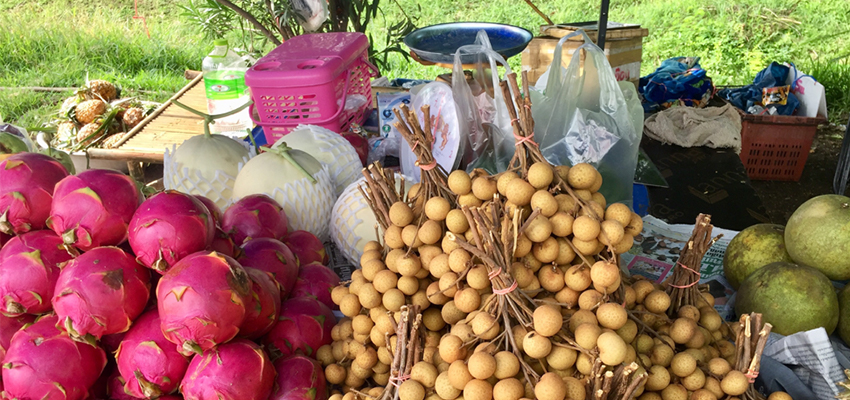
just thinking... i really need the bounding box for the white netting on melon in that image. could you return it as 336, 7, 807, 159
163, 143, 256, 210
259, 164, 335, 241
274, 124, 363, 197
330, 177, 377, 265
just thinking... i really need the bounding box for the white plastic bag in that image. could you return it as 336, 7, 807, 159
290, 0, 328, 32
531, 30, 641, 205
451, 30, 514, 174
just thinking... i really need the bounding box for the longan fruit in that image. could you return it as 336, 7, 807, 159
472, 177, 498, 201
491, 351, 520, 379
651, 344, 674, 367
422, 308, 446, 332
568, 309, 598, 332
316, 344, 335, 366
700, 310, 723, 332
575, 353, 593, 375
579, 201, 605, 220
599, 220, 625, 246
382, 288, 405, 311
563, 377, 585, 400
530, 190, 558, 218
533, 237, 560, 264
523, 331, 552, 359
448, 170, 472, 195
604, 203, 632, 227
385, 225, 405, 249
425, 197, 451, 221
567, 163, 596, 189
623, 285, 637, 308
590, 261, 620, 288
446, 209, 470, 234
708, 357, 732, 376
554, 238, 576, 266
493, 378, 524, 400
613, 233, 635, 254
632, 280, 655, 303
554, 194, 578, 215
458, 192, 483, 207
418, 220, 443, 245
435, 371, 461, 400
690, 389, 718, 400
670, 352, 697, 377
448, 248, 471, 273
471, 312, 500, 340
546, 345, 577, 370
402, 224, 423, 248
644, 290, 671, 314
455, 287, 482, 313
397, 254, 421, 277
439, 335, 464, 364
506, 178, 535, 206
564, 265, 592, 291
549, 212, 574, 238
538, 265, 565, 292
571, 237, 599, 256
660, 384, 687, 400
645, 365, 671, 392
525, 214, 553, 243
372, 269, 399, 294
678, 305, 701, 321
591, 192, 607, 208
597, 331, 627, 366
701, 292, 716, 307
390, 202, 414, 227
360, 249, 382, 265
325, 363, 347, 384
352, 314, 374, 335
468, 352, 496, 380
356, 347, 379, 369
466, 265, 490, 290
578, 289, 603, 310
625, 212, 643, 236
339, 294, 362, 317
767, 392, 792, 400
682, 368, 706, 391
616, 319, 638, 344
398, 276, 420, 296
589, 169, 603, 192
331, 286, 350, 306
399, 379, 425, 400
533, 304, 563, 337
497, 172, 519, 196
572, 215, 601, 241
463, 379, 493, 400
721, 370, 749, 396
534, 372, 566, 400
704, 377, 724, 399
670, 317, 698, 345
573, 189, 592, 202
686, 328, 708, 349
574, 323, 602, 350
597, 303, 628, 330
514, 234, 532, 257
528, 162, 555, 189
441, 300, 467, 325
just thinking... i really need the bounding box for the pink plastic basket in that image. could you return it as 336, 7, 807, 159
245, 32, 378, 143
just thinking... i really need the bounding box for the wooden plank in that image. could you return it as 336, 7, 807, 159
521, 36, 644, 86
541, 25, 648, 40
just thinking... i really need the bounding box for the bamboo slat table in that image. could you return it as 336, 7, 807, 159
86, 73, 208, 180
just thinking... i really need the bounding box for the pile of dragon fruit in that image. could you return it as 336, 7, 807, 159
0, 153, 339, 400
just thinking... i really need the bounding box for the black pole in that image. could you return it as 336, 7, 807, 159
597, 0, 610, 49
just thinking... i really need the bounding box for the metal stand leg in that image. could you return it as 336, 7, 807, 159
833, 116, 850, 195
597, 0, 610, 49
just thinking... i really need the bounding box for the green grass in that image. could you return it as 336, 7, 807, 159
1, 0, 848, 126
0, 0, 206, 126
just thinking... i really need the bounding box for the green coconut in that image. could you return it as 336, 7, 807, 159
735, 261, 838, 336
785, 194, 850, 280
723, 224, 793, 289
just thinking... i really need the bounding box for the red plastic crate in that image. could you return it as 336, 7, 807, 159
735, 108, 826, 181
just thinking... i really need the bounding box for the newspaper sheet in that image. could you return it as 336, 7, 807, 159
619, 215, 740, 320
762, 328, 848, 399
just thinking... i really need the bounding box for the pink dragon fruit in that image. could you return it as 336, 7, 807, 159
222, 194, 288, 245
107, 368, 139, 400
101, 331, 126, 354
269, 354, 327, 400
0, 313, 34, 363
238, 268, 281, 340
0, 232, 10, 248
209, 227, 240, 259
128, 191, 215, 273
47, 169, 142, 251
284, 230, 328, 265
192, 195, 222, 225
0, 230, 75, 316
262, 296, 335, 359
0, 152, 69, 235
290, 262, 340, 310
2, 314, 106, 400
179, 339, 275, 400
156, 251, 250, 356
238, 238, 299, 298
52, 246, 151, 343
116, 310, 189, 399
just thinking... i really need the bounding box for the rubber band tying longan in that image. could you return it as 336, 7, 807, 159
488, 267, 502, 280
745, 368, 759, 383
388, 373, 411, 387
669, 262, 701, 288
514, 132, 538, 147
494, 280, 518, 295
418, 160, 437, 171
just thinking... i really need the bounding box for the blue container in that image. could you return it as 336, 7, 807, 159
632, 183, 650, 216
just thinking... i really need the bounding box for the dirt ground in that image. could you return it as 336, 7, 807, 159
750, 122, 848, 224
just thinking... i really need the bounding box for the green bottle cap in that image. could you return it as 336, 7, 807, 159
214, 39, 228, 46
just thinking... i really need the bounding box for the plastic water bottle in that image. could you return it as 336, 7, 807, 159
203, 39, 252, 136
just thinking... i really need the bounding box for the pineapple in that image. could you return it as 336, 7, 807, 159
101, 132, 126, 149
76, 123, 103, 148
86, 79, 117, 102
60, 96, 82, 115
122, 107, 145, 129
55, 121, 79, 145
74, 100, 106, 124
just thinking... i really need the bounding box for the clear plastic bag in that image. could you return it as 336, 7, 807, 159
290, 0, 329, 32
402, 81, 461, 182
451, 31, 514, 174
530, 30, 641, 205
